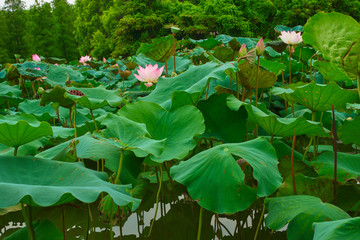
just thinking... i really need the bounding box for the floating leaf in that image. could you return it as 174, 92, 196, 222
19, 99, 56, 121
171, 138, 282, 214
237, 61, 277, 90
40, 85, 74, 109
313, 217, 360, 240
0, 156, 140, 210
118, 101, 205, 162
190, 37, 221, 50
45, 65, 85, 87
265, 195, 350, 240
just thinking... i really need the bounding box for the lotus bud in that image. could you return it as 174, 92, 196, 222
119, 70, 132, 79
103, 57, 107, 63
239, 43, 247, 58
255, 38, 265, 56
38, 87, 44, 94
32, 54, 41, 62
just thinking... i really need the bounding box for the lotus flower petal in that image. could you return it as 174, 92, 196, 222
279, 31, 303, 45
32, 54, 41, 62
135, 64, 164, 86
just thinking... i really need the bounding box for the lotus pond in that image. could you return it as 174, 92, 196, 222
0, 11, 360, 240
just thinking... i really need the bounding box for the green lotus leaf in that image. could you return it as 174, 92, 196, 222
0, 82, 21, 98
141, 61, 235, 109
45, 65, 86, 87
274, 25, 303, 33
228, 38, 241, 51
44, 57, 67, 64
0, 139, 46, 157
216, 35, 257, 49
40, 85, 74, 108
101, 113, 165, 158
137, 34, 176, 62
227, 95, 330, 138
271, 81, 359, 112
342, 38, 360, 80
65, 85, 122, 110
0, 69, 6, 79
337, 183, 360, 212
0, 114, 53, 148
265, 195, 351, 240
313, 217, 360, 240
51, 126, 75, 139
347, 103, 360, 110
266, 41, 287, 53
190, 37, 221, 50
314, 61, 352, 82
171, 138, 282, 214
134, 53, 191, 74
277, 174, 334, 203
212, 46, 234, 62
118, 101, 205, 162
197, 94, 248, 143
236, 61, 277, 90
4, 219, 63, 240
0, 156, 140, 210
75, 133, 143, 185
312, 151, 360, 182
259, 58, 285, 76
292, 47, 316, 64
19, 99, 57, 121
302, 12, 360, 63
338, 116, 360, 146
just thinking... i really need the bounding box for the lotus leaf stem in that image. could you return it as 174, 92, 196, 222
332, 105, 338, 205
255, 56, 260, 107
165, 61, 168, 77
21, 203, 36, 240
14, 146, 18, 156
109, 200, 114, 240
90, 109, 98, 131
114, 149, 124, 184
254, 204, 266, 240
291, 129, 297, 195
197, 207, 203, 240
148, 165, 163, 238
288, 47, 292, 84
173, 33, 176, 73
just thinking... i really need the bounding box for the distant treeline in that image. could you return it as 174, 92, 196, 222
1, 0, 359, 63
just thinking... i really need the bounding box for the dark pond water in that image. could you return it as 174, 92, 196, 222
0, 197, 287, 240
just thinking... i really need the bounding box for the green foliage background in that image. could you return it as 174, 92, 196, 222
0, 0, 359, 63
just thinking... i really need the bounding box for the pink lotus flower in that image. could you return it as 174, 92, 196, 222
279, 31, 302, 45
103, 57, 107, 63
79, 55, 92, 65
134, 64, 164, 87
32, 54, 41, 62
255, 38, 265, 56
34, 67, 41, 70
54, 63, 59, 66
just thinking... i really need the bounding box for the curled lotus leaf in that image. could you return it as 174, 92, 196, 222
0, 156, 141, 210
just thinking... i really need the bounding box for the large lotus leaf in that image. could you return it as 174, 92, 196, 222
118, 101, 205, 162
101, 113, 165, 158
137, 34, 176, 62
171, 138, 282, 214
197, 94, 248, 143
45, 65, 86, 87
0, 156, 140, 210
313, 217, 360, 240
259, 58, 285, 76
0, 69, 6, 79
265, 195, 350, 240
190, 37, 221, 50
212, 46, 234, 62
4, 219, 63, 240
19, 99, 57, 121
0, 81, 21, 98
216, 35, 257, 49
266, 41, 287, 54
75, 133, 143, 185
277, 174, 334, 202
275, 25, 303, 33
314, 61, 352, 82
342, 38, 360, 80
141, 61, 235, 109
0, 114, 53, 148
312, 151, 360, 182
292, 47, 316, 64
303, 12, 360, 63
227, 95, 330, 138
271, 81, 359, 112
134, 53, 191, 74
65, 85, 122, 110
237, 60, 277, 90
338, 116, 360, 146
51, 126, 75, 139
40, 85, 74, 108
